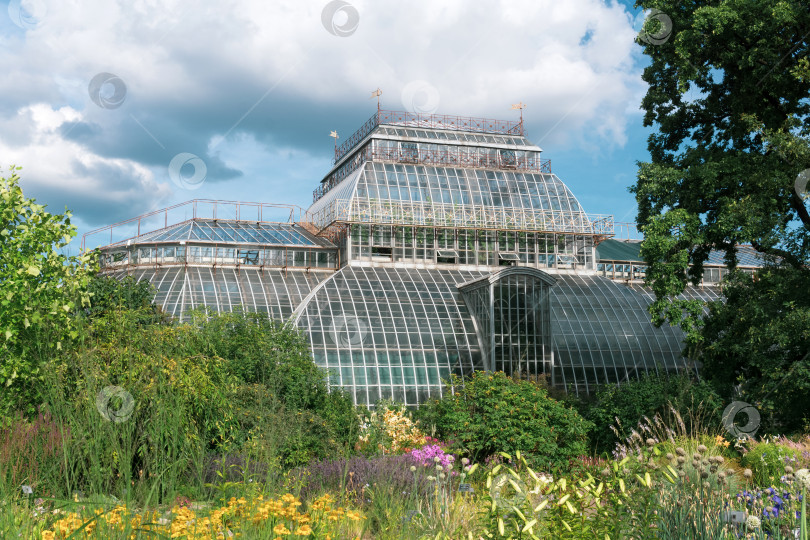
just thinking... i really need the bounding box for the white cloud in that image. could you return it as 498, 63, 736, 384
0, 104, 171, 222
0, 0, 645, 225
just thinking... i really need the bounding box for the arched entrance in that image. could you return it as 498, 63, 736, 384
457, 267, 555, 380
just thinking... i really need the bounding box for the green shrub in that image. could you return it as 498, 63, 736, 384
178, 308, 359, 451
741, 441, 801, 485
580, 372, 724, 454
228, 383, 353, 468
82, 274, 165, 324
26, 303, 360, 504
42, 310, 237, 502
419, 371, 592, 472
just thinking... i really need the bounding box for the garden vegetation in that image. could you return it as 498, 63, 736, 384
2, 0, 810, 535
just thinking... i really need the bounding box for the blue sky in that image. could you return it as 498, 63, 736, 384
0, 0, 654, 248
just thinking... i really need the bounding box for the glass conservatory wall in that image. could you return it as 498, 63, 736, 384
293, 266, 485, 407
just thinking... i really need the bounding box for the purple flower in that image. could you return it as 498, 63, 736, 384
409, 444, 453, 469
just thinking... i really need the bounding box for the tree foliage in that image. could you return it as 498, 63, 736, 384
632, 1, 810, 423
632, 0, 810, 341
0, 168, 94, 411
700, 267, 810, 432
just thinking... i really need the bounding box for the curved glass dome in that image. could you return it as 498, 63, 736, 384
306, 162, 601, 234
356, 163, 585, 212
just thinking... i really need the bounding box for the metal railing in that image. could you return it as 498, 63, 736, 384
335, 109, 525, 163
307, 197, 614, 236
612, 222, 644, 241
82, 200, 304, 250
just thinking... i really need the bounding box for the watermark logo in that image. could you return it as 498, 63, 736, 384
8, 0, 46, 29
96, 386, 135, 423
489, 472, 528, 510
88, 73, 127, 110
722, 401, 760, 439
795, 169, 810, 200
321, 0, 359, 37
636, 9, 673, 46
328, 314, 368, 347
168, 153, 207, 190
401, 81, 441, 115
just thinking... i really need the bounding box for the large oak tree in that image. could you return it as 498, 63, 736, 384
632, 0, 810, 431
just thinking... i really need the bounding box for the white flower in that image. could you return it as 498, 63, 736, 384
745, 515, 760, 529
795, 469, 810, 490
461, 458, 470, 466
409, 466, 417, 472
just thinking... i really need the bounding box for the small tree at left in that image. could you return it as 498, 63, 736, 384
0, 167, 95, 413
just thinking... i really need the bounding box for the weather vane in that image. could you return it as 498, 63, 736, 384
330, 130, 339, 160
370, 88, 382, 112
511, 102, 526, 134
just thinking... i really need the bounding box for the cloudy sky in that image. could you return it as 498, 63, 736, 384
0, 0, 655, 248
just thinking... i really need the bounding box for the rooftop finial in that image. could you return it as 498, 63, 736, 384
511, 102, 526, 135
370, 88, 382, 113
330, 130, 339, 161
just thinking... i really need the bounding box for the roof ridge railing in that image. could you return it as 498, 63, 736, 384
81, 199, 304, 251
334, 109, 525, 163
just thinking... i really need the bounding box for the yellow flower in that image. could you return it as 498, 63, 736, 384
294, 524, 313, 535
41, 532, 55, 540
346, 510, 363, 522
714, 435, 731, 448
273, 523, 291, 535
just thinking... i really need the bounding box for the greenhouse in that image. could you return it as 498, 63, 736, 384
88, 109, 759, 405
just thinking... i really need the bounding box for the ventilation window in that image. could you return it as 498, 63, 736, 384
371, 246, 393, 258
498, 252, 520, 266
499, 149, 517, 168
436, 250, 458, 264
400, 142, 419, 163
238, 249, 260, 265
556, 254, 578, 268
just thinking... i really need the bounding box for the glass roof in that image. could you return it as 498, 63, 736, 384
108, 219, 331, 248
288, 265, 719, 405
705, 244, 765, 267
334, 109, 526, 162
597, 239, 765, 268
306, 162, 605, 234
355, 163, 585, 211
552, 274, 717, 395
374, 126, 536, 148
